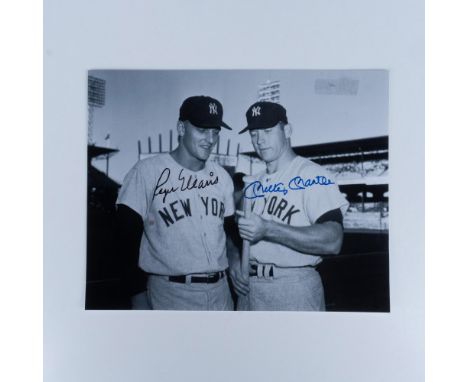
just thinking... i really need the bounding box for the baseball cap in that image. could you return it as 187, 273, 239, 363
179, 96, 232, 130
238, 101, 288, 134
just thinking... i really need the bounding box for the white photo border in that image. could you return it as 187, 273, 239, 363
44, 1, 424, 381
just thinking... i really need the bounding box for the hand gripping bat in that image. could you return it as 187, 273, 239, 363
241, 176, 254, 279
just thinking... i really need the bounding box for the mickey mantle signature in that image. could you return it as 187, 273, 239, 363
243, 175, 334, 200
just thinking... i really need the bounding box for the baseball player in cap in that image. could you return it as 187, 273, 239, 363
116, 95, 236, 310
230, 101, 349, 311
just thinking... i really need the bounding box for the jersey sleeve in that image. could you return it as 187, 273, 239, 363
116, 161, 150, 219
301, 164, 349, 224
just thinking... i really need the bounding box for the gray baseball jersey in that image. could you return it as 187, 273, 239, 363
248, 156, 349, 267
117, 153, 235, 276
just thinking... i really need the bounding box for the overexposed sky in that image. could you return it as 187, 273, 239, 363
90, 70, 388, 183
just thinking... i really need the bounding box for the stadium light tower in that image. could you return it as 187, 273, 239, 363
88, 76, 106, 145
258, 80, 280, 103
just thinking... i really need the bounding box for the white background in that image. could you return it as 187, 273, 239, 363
5, 0, 465, 381
48, 1, 422, 381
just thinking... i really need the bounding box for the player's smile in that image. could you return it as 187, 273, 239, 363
199, 143, 215, 157
180, 121, 220, 163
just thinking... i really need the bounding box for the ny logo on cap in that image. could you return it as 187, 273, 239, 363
252, 106, 261, 117
209, 103, 218, 115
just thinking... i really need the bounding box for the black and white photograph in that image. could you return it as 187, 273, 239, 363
86, 69, 389, 312
43, 1, 425, 381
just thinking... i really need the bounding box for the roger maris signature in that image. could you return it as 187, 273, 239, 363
243, 175, 334, 200
153, 168, 219, 202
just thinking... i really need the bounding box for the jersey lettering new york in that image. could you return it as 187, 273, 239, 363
116, 153, 235, 276
252, 196, 300, 225
158, 197, 225, 227
250, 156, 349, 268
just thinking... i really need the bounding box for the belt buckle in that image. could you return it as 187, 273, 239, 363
214, 271, 222, 282
203, 271, 221, 283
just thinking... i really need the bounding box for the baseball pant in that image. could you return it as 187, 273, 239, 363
147, 274, 234, 311
237, 263, 326, 311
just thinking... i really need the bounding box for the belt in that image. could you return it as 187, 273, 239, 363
168, 271, 225, 284
249, 263, 316, 278
249, 264, 274, 277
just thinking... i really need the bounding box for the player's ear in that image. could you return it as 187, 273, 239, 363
177, 120, 186, 136
284, 123, 292, 138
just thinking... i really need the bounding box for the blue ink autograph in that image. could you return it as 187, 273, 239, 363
243, 175, 334, 199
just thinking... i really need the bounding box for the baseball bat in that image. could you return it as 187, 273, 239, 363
241, 176, 254, 279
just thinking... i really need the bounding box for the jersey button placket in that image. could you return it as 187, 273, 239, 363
198, 191, 204, 220
197, 191, 212, 265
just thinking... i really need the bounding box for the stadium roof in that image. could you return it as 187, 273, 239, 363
88, 145, 119, 159
241, 135, 388, 164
